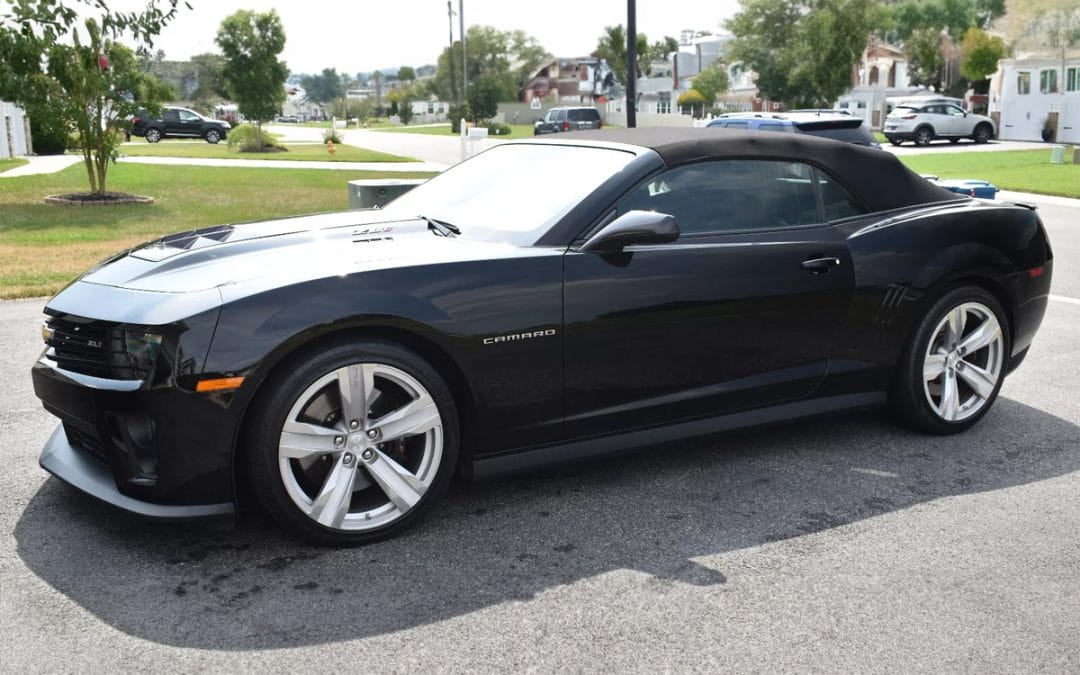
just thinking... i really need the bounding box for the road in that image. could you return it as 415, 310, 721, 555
1, 193, 1077, 671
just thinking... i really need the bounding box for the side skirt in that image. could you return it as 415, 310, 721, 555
471, 392, 886, 480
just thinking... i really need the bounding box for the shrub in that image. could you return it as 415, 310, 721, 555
322, 127, 342, 144
29, 113, 69, 155
486, 122, 511, 136
448, 102, 471, 133
226, 123, 281, 152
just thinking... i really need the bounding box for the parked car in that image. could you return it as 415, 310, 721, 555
884, 103, 996, 146
707, 112, 881, 148
276, 115, 300, 123
533, 106, 603, 134
32, 129, 1052, 545
131, 106, 231, 144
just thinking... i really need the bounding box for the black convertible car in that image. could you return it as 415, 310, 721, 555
32, 129, 1053, 544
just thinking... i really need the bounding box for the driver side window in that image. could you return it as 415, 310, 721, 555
614, 160, 823, 236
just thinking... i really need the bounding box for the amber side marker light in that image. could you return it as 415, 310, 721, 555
196, 376, 245, 393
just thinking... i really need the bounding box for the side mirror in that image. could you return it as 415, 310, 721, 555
580, 210, 679, 253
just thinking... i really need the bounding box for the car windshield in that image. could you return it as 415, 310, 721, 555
381, 143, 637, 245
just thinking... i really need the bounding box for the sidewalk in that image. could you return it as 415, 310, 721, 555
117, 155, 446, 172
0, 155, 82, 177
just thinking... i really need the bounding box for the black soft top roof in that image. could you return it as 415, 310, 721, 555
561, 127, 961, 212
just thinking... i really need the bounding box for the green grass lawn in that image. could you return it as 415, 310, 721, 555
0, 163, 436, 299
898, 149, 1080, 199
118, 140, 416, 163
374, 123, 537, 139
0, 157, 29, 174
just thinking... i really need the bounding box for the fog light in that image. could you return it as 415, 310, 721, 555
124, 331, 163, 371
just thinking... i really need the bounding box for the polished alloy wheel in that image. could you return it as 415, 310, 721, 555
277, 362, 443, 531
922, 301, 1004, 422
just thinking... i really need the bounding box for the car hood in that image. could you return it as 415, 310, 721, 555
73, 210, 532, 296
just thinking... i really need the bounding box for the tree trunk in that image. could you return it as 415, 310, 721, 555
255, 121, 263, 150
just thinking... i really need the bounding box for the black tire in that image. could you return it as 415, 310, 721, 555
889, 138, 904, 146
145, 127, 162, 143
973, 123, 992, 144
949, 138, 960, 144
914, 126, 934, 147
889, 285, 1010, 435
246, 339, 459, 545
205, 129, 221, 144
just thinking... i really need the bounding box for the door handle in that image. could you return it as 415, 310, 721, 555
802, 256, 841, 273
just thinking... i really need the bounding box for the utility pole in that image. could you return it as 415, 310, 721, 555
460, 0, 467, 104
626, 0, 637, 128
447, 1, 458, 102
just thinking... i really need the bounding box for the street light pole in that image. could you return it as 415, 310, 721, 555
447, 1, 457, 102
626, 0, 637, 128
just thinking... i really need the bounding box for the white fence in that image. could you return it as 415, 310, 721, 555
0, 101, 30, 159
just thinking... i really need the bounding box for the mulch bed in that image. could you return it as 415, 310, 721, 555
45, 192, 154, 206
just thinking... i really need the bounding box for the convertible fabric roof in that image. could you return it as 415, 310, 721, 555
561, 127, 962, 212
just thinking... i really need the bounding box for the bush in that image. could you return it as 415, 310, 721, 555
226, 124, 281, 152
29, 114, 68, 155
321, 127, 342, 144
486, 122, 511, 136
448, 103, 472, 133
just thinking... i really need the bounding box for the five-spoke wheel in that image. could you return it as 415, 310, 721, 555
248, 341, 458, 544
891, 286, 1010, 434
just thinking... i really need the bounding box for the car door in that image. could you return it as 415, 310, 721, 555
162, 108, 182, 135
561, 159, 857, 438
943, 104, 969, 136
177, 109, 203, 137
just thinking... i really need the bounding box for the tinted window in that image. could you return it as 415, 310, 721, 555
758, 123, 788, 132
568, 108, 600, 121
797, 123, 876, 146
179, 110, 200, 122
816, 169, 868, 220
724, 121, 748, 129
163, 109, 180, 122
615, 160, 822, 235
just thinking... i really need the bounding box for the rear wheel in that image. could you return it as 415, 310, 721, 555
145, 127, 162, 143
890, 286, 1009, 434
914, 126, 934, 147
247, 340, 459, 545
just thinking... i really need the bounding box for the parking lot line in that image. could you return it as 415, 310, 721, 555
1050, 294, 1080, 306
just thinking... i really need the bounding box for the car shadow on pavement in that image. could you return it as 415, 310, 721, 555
13, 397, 1080, 649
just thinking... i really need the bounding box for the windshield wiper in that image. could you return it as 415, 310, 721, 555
419, 215, 461, 237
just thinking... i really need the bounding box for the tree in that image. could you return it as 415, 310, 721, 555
302, 68, 345, 107
906, 27, 946, 88
467, 72, 504, 120
0, 0, 182, 197
677, 89, 707, 118
189, 52, 229, 101
432, 26, 549, 112
594, 25, 649, 86
397, 66, 416, 82
691, 63, 730, 105
960, 27, 1007, 88
215, 9, 287, 150
728, 0, 883, 108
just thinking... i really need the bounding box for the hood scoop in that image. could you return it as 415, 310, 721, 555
131, 225, 237, 262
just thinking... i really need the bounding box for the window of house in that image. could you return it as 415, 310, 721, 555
1018, 71, 1031, 95
427, 102, 435, 114
1067, 67, 1079, 92
614, 160, 825, 235
657, 99, 671, 114
1040, 69, 1058, 94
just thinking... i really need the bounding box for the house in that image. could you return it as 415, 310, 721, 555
992, 54, 1080, 143
519, 57, 617, 103
834, 37, 919, 127
0, 101, 30, 158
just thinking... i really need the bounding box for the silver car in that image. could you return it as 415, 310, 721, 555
884, 103, 996, 146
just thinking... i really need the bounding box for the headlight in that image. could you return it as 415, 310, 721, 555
124, 331, 163, 374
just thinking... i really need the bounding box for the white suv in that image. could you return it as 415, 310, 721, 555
884, 103, 996, 147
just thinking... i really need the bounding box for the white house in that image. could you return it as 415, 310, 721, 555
1, 101, 31, 158
992, 54, 1080, 143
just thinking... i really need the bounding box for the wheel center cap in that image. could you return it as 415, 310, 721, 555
946, 352, 960, 369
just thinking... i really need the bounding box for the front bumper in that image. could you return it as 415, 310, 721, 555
40, 425, 233, 519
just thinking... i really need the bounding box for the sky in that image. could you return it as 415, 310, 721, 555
85, 0, 743, 75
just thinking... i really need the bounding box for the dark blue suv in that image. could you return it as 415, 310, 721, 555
707, 112, 881, 149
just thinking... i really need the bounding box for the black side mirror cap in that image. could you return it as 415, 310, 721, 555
580, 210, 679, 253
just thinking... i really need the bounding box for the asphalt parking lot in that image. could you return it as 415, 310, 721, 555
1, 192, 1077, 671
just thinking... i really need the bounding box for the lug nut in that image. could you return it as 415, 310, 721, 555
349, 419, 360, 430
334, 435, 345, 446
361, 448, 375, 461
366, 428, 379, 440
343, 453, 355, 465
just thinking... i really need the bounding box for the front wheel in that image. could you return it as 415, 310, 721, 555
890, 286, 1010, 434
973, 124, 992, 144
205, 129, 221, 144
247, 340, 459, 545
145, 128, 162, 143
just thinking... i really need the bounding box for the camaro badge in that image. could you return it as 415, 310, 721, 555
483, 328, 557, 345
